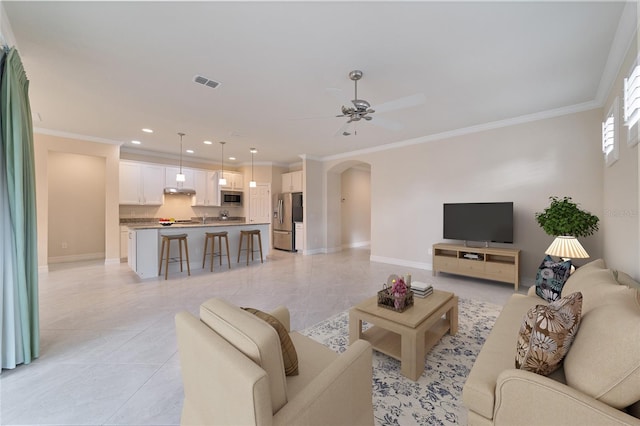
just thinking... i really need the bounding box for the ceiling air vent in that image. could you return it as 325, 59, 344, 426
193, 75, 221, 89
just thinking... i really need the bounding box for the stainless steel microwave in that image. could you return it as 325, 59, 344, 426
220, 190, 243, 207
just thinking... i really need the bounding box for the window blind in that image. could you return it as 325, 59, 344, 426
624, 64, 640, 128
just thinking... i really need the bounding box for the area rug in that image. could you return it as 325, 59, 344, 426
300, 297, 502, 426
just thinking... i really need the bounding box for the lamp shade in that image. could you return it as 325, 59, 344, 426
545, 236, 589, 259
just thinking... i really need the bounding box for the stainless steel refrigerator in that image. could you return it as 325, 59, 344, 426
273, 192, 303, 251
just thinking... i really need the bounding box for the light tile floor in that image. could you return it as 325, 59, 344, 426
1, 248, 526, 425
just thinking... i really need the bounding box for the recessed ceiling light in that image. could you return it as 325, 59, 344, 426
142, 128, 153, 133
203, 140, 213, 145
228, 156, 236, 161
186, 149, 194, 154
131, 140, 141, 145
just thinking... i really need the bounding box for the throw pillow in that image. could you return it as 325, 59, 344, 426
515, 291, 583, 376
242, 307, 299, 376
535, 255, 572, 302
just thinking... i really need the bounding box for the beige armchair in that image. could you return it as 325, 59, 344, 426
175, 298, 374, 426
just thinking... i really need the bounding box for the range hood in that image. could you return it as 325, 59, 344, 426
164, 187, 196, 196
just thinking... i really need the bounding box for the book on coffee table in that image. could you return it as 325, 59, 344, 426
411, 281, 433, 298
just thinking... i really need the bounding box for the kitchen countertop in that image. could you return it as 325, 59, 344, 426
125, 221, 270, 230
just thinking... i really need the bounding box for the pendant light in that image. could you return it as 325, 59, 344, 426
218, 141, 227, 185
176, 132, 186, 182
249, 148, 257, 188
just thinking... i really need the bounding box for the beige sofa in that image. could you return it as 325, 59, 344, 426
175, 298, 374, 426
463, 259, 640, 425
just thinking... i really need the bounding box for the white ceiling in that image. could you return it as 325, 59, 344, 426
4, 1, 635, 165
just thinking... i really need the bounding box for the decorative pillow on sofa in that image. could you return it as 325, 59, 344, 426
535, 255, 572, 302
243, 307, 299, 376
515, 292, 582, 376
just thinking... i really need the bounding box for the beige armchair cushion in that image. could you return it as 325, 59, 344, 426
199, 298, 288, 413
564, 289, 640, 409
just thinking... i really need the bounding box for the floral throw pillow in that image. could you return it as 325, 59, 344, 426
535, 255, 572, 302
515, 292, 583, 376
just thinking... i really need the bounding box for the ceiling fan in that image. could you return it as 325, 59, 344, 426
332, 70, 426, 136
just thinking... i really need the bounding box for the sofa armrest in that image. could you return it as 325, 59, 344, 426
494, 369, 640, 426
273, 339, 374, 426
527, 285, 537, 297
175, 312, 273, 426
270, 306, 291, 332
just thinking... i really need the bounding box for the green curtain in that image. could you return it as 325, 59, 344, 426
0, 47, 39, 371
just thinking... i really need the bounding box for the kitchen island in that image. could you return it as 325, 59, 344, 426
125, 221, 270, 278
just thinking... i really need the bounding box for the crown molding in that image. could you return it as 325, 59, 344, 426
322, 100, 600, 162
34, 127, 123, 146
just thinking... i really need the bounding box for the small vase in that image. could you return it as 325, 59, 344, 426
394, 294, 403, 310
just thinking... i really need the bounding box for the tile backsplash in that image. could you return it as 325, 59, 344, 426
119, 196, 242, 220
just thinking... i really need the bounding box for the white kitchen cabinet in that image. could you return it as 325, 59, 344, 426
119, 161, 165, 205
295, 222, 304, 253
282, 171, 303, 193
164, 167, 195, 189
217, 170, 243, 191
192, 170, 219, 206
127, 228, 159, 278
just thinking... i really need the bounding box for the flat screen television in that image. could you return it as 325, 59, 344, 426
443, 202, 514, 244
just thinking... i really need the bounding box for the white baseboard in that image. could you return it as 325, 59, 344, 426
47, 252, 105, 264
370, 255, 432, 271
38, 265, 49, 274
325, 246, 343, 254
104, 258, 120, 265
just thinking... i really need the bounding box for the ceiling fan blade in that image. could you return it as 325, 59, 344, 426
370, 116, 404, 131
334, 121, 352, 137
372, 93, 426, 114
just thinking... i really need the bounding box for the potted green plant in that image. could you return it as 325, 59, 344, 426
535, 196, 599, 237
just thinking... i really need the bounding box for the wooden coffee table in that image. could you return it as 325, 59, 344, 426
349, 289, 458, 380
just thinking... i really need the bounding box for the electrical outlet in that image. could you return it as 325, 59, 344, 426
61, 242, 68, 249
427, 248, 433, 255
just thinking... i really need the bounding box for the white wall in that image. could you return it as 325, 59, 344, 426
602, 36, 639, 279
48, 152, 106, 262
303, 157, 324, 254
0, 1, 17, 47
34, 133, 120, 268
324, 109, 605, 282
341, 167, 371, 248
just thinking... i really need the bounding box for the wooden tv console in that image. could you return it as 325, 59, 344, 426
432, 243, 521, 290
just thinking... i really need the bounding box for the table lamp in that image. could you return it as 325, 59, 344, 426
545, 236, 589, 271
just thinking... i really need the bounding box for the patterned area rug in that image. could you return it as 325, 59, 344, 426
300, 297, 502, 426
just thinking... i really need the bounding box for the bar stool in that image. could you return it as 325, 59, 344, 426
237, 229, 263, 265
202, 231, 231, 272
158, 234, 190, 280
